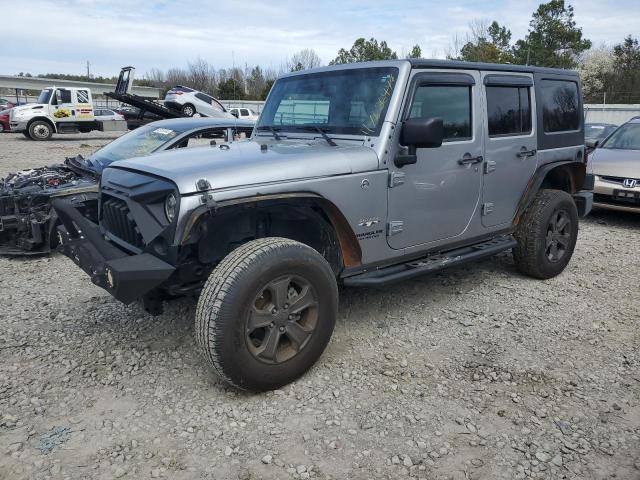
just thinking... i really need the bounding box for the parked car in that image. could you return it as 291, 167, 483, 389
164, 86, 233, 118
585, 122, 617, 148
0, 117, 253, 255
94, 108, 125, 122
0, 108, 11, 132
590, 117, 640, 213
228, 107, 259, 121
54, 59, 593, 392
0, 98, 16, 111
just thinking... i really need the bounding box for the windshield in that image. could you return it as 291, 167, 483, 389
37, 89, 53, 104
600, 123, 640, 150
585, 124, 615, 140
88, 124, 184, 167
258, 67, 398, 136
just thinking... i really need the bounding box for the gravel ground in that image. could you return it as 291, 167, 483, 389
0, 131, 639, 480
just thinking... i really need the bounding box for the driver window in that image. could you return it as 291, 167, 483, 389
56, 89, 72, 104
409, 85, 472, 142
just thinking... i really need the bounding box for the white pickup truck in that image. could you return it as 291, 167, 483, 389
10, 87, 126, 140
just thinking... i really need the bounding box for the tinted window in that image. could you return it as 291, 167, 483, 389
486, 86, 531, 136
541, 80, 580, 132
260, 67, 398, 136
240, 109, 249, 116
195, 92, 212, 103
408, 85, 472, 142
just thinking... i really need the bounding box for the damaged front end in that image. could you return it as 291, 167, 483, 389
0, 163, 99, 255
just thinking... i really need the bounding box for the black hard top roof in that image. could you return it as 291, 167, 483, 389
408, 58, 579, 76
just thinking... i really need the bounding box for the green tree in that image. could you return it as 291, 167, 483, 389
609, 35, 640, 103
246, 65, 266, 100
459, 20, 513, 63
217, 78, 245, 100
261, 79, 275, 100
406, 44, 422, 59
512, 0, 591, 68
329, 38, 398, 65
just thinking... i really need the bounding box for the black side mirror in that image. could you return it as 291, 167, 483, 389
395, 117, 444, 167
401, 117, 444, 149
230, 111, 239, 118
585, 139, 599, 150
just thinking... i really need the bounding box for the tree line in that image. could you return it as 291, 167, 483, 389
10, 0, 639, 103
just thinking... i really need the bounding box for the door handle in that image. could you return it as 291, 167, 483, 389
458, 153, 483, 165
517, 147, 536, 158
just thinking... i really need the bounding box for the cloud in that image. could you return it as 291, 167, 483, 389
1, 0, 639, 77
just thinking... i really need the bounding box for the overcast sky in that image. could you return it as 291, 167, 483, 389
2, 0, 639, 78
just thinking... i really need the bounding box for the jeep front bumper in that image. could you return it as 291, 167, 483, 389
52, 199, 175, 304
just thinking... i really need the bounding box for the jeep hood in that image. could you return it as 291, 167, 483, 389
110, 140, 379, 194
590, 148, 640, 179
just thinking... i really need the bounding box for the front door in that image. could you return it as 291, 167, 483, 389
52, 88, 76, 123
480, 73, 537, 227
387, 71, 483, 249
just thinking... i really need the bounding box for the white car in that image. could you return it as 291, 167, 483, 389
94, 108, 124, 121
228, 107, 259, 121
164, 86, 233, 118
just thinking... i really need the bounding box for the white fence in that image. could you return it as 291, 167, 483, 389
584, 104, 640, 125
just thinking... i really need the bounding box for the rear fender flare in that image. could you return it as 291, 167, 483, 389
514, 161, 586, 225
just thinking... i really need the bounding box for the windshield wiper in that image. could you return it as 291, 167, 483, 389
299, 126, 337, 147
256, 125, 282, 141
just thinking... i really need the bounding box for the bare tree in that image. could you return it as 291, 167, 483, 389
288, 49, 322, 71
187, 58, 217, 95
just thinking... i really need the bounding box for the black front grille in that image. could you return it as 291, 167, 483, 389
101, 195, 144, 249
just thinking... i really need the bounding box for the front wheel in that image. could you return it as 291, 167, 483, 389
196, 238, 338, 392
513, 189, 579, 279
28, 120, 53, 140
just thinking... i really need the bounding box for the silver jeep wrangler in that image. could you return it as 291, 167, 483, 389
54, 60, 593, 391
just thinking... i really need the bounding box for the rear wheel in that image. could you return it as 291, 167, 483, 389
513, 189, 579, 279
181, 104, 195, 117
196, 238, 338, 391
28, 120, 53, 140
22, 131, 31, 138
0, 123, 4, 133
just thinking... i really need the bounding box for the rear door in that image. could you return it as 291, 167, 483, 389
480, 73, 537, 227
387, 70, 484, 249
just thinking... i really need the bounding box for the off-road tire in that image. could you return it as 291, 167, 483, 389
196, 237, 338, 392
181, 104, 195, 117
513, 189, 578, 279
28, 120, 53, 140
22, 131, 31, 138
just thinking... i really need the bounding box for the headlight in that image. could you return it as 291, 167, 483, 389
164, 192, 178, 222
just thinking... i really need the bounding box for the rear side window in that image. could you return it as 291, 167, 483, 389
486, 86, 531, 136
408, 85, 472, 142
541, 80, 580, 132
195, 92, 212, 103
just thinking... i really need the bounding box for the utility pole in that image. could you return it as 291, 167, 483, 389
86, 61, 90, 80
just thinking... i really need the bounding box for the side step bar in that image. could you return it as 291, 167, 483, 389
343, 235, 517, 287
